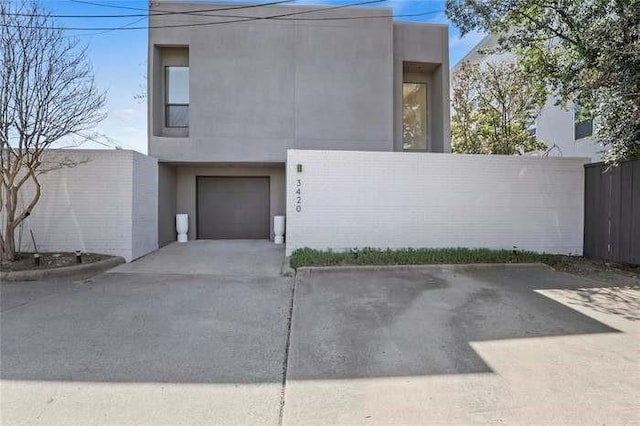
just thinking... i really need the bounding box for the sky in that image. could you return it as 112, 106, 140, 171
33, 0, 485, 153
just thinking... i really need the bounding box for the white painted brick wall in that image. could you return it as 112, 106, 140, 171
286, 150, 587, 256
5, 150, 158, 261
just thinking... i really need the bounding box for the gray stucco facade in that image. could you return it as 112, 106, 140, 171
148, 1, 450, 244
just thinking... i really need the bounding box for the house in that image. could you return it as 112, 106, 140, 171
5, 3, 588, 263
148, 1, 451, 245
451, 34, 605, 162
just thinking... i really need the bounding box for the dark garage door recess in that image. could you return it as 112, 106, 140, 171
197, 177, 270, 239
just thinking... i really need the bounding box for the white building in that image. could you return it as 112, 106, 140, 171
452, 34, 605, 162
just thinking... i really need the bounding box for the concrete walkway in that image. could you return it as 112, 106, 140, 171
110, 239, 285, 277
1, 261, 638, 425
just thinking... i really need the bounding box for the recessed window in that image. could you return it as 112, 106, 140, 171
574, 104, 593, 140
402, 82, 428, 151
575, 119, 593, 140
165, 66, 189, 128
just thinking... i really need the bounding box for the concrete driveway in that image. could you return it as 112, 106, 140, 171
1, 246, 638, 425
284, 266, 639, 424
110, 239, 286, 277
2, 240, 292, 425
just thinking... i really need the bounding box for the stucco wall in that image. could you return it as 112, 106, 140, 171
174, 165, 286, 240
158, 163, 177, 247
7, 150, 158, 261
285, 150, 587, 255
148, 2, 450, 162
132, 152, 160, 259
535, 99, 606, 160
148, 2, 397, 162
393, 23, 451, 153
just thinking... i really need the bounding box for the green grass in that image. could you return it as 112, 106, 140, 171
289, 247, 563, 269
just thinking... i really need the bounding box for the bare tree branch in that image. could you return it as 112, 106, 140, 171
0, 1, 106, 261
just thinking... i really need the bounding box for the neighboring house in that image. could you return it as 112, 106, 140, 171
451, 34, 605, 162
149, 1, 451, 245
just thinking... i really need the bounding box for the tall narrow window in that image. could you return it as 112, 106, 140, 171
574, 104, 593, 140
165, 66, 189, 128
403, 83, 428, 151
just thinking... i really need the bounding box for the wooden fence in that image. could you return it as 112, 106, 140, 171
584, 159, 640, 265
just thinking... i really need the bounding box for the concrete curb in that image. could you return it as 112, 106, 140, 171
295, 262, 553, 274
1, 256, 125, 282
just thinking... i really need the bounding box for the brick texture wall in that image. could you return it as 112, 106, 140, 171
286, 150, 587, 256
6, 150, 158, 261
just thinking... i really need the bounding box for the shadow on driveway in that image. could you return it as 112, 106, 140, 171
1, 272, 293, 384
0, 265, 624, 385
286, 265, 622, 380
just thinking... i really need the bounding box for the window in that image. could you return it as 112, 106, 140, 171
574, 104, 593, 140
402, 83, 428, 151
575, 119, 593, 140
165, 66, 189, 128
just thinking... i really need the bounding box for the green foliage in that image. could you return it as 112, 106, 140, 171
289, 247, 562, 269
446, 0, 640, 163
451, 61, 548, 155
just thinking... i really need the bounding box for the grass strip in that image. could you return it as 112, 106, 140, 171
290, 247, 563, 269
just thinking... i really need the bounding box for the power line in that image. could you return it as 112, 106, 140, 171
96, 132, 137, 150
2, 1, 443, 31
69, 0, 156, 12
72, 131, 119, 149
74, 16, 146, 37
72, 131, 137, 150
66, 0, 389, 21
276, 9, 443, 20
4, 0, 386, 30
4, 0, 297, 18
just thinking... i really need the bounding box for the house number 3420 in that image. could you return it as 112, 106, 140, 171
295, 179, 302, 212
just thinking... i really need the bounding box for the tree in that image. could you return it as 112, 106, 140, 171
446, 0, 640, 163
0, 2, 106, 262
451, 60, 548, 155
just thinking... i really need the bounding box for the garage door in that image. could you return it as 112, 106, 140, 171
197, 177, 270, 239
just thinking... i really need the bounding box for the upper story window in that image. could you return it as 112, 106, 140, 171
402, 82, 428, 151
574, 104, 593, 140
165, 66, 189, 128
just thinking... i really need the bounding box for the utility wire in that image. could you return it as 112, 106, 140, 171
3, 1, 442, 31
96, 132, 137, 150
74, 16, 146, 37
276, 9, 443, 20
3, 0, 385, 30
71, 0, 287, 13
72, 131, 120, 149
72, 131, 138, 150
69, 0, 156, 12
4, 0, 297, 18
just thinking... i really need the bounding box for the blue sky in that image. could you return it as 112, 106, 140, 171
37, 0, 484, 153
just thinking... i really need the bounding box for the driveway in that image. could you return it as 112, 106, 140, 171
1, 246, 638, 425
2, 241, 292, 425
110, 239, 286, 277
284, 266, 639, 424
